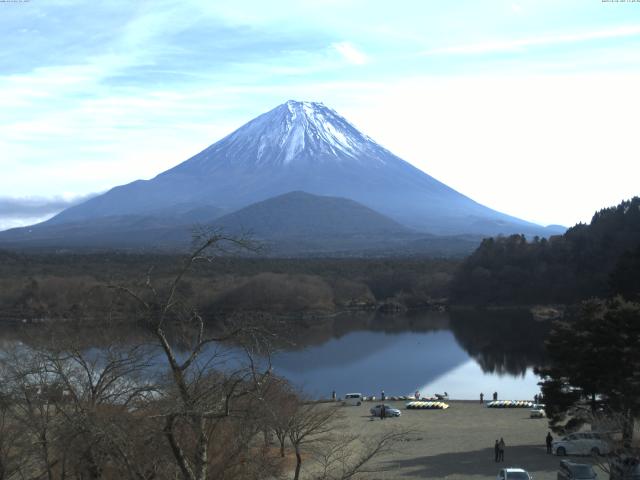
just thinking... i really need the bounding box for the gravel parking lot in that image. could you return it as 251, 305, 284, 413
332, 400, 603, 480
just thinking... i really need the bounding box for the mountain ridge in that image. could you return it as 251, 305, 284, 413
0, 100, 564, 252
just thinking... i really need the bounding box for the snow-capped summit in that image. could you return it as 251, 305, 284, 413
40, 100, 560, 238
174, 100, 385, 172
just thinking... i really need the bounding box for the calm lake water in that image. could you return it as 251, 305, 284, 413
2, 308, 549, 401
269, 308, 550, 400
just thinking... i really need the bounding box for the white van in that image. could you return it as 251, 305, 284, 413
343, 393, 363, 406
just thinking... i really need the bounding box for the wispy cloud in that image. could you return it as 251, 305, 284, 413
0, 194, 96, 218
424, 24, 640, 55
332, 42, 368, 65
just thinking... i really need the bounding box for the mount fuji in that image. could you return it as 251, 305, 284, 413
0, 100, 562, 252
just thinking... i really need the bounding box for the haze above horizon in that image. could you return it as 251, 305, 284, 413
1, 0, 639, 230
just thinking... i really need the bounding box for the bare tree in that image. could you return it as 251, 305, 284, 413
287, 402, 342, 480
0, 372, 30, 480
43, 344, 160, 480
111, 231, 275, 480
0, 337, 163, 480
2, 349, 63, 480
310, 428, 411, 480
284, 397, 415, 480
260, 377, 299, 458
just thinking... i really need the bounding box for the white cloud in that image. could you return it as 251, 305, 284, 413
332, 41, 368, 65
424, 24, 640, 55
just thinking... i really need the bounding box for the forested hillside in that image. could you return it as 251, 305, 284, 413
451, 197, 640, 304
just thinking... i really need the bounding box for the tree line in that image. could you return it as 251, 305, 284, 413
451, 197, 640, 305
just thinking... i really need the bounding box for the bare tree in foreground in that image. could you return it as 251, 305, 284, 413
111, 231, 277, 480
276, 394, 414, 480
309, 428, 411, 480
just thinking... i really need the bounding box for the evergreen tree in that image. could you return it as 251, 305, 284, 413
610, 244, 640, 301
537, 298, 640, 447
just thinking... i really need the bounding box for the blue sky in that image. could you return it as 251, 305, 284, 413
1, 0, 640, 229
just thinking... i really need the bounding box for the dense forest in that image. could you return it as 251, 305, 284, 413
451, 197, 640, 305
0, 252, 457, 322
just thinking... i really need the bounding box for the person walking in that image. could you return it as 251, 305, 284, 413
546, 432, 553, 454
480, 392, 484, 403
498, 438, 505, 462
380, 404, 386, 420
494, 439, 500, 462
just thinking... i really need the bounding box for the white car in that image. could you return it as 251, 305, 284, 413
370, 404, 401, 417
497, 467, 533, 480
343, 393, 363, 406
530, 405, 546, 418
552, 432, 611, 456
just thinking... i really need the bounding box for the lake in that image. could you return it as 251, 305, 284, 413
1, 307, 550, 401
269, 308, 550, 400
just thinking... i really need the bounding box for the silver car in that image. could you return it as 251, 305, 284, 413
370, 404, 401, 417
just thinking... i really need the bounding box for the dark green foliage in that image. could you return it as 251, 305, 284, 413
610, 244, 640, 302
451, 197, 640, 304
537, 298, 640, 444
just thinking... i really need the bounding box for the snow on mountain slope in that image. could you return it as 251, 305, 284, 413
171, 100, 387, 171
40, 100, 559, 237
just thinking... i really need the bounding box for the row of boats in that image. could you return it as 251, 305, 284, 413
405, 401, 450, 410
486, 400, 535, 408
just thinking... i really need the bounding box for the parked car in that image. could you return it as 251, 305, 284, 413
370, 404, 401, 417
552, 432, 611, 456
496, 467, 533, 480
530, 405, 546, 418
343, 393, 363, 406
557, 459, 597, 479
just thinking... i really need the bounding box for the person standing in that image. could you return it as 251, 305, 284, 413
381, 390, 386, 401
332, 390, 336, 401
498, 438, 505, 462
380, 404, 386, 420
480, 392, 484, 403
494, 439, 500, 462
546, 432, 553, 454
493, 391, 498, 401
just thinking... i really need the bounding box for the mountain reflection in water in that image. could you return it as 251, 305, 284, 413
270, 309, 550, 399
